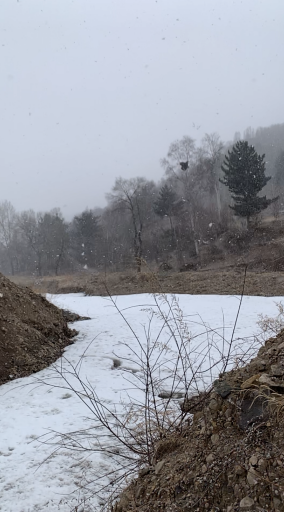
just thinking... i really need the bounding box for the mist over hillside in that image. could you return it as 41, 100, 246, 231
0, 121, 283, 277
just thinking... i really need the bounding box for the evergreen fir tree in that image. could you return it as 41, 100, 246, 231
275, 150, 284, 187
220, 140, 278, 224
153, 185, 177, 219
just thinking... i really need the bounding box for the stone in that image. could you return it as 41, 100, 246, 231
271, 364, 284, 377
139, 466, 151, 477
240, 496, 255, 509
206, 453, 214, 464
239, 395, 268, 430
211, 434, 219, 445
259, 373, 284, 388
247, 468, 258, 486
241, 374, 260, 389
235, 464, 245, 476
159, 391, 184, 399
249, 455, 258, 467
209, 399, 220, 411
155, 460, 165, 475
201, 464, 207, 474
254, 359, 267, 371
213, 379, 232, 398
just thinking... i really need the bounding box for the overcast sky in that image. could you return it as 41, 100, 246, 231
1, 0, 283, 218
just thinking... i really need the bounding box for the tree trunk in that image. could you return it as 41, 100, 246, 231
7, 252, 15, 276
189, 212, 199, 256
37, 252, 42, 276
214, 183, 221, 222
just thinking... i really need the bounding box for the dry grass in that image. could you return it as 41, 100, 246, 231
8, 267, 284, 297
9, 272, 90, 294
252, 384, 284, 422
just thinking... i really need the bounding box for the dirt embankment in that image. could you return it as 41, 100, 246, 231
0, 273, 77, 386
115, 331, 284, 512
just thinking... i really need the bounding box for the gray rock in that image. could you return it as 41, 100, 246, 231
270, 364, 284, 377
247, 468, 258, 486
249, 454, 258, 467
240, 496, 255, 509
206, 453, 214, 464
239, 395, 268, 430
253, 358, 267, 371
209, 399, 220, 411
139, 466, 151, 477
214, 379, 232, 398
259, 373, 284, 388
112, 358, 122, 369
211, 433, 219, 445
159, 391, 184, 399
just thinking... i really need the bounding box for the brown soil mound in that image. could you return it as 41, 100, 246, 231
115, 332, 284, 512
0, 273, 77, 385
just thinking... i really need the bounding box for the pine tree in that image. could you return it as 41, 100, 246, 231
220, 140, 278, 224
153, 185, 177, 222
275, 150, 284, 187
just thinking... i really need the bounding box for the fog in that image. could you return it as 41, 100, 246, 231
1, 0, 283, 218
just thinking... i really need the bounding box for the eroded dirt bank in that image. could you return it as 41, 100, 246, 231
0, 273, 77, 386
115, 331, 284, 512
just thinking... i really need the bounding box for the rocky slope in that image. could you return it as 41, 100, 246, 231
115, 331, 284, 512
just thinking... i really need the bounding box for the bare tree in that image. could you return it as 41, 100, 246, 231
107, 177, 156, 272
0, 201, 19, 275
161, 136, 201, 256
18, 209, 70, 276
160, 135, 196, 175
199, 133, 224, 221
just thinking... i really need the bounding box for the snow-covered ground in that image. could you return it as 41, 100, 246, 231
0, 293, 283, 512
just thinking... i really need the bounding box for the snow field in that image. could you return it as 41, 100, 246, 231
0, 293, 283, 511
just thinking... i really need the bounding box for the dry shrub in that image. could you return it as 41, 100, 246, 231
257, 301, 284, 339
222, 229, 252, 254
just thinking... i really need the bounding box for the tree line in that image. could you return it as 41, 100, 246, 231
0, 126, 283, 276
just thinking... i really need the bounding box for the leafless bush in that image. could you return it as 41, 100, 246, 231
257, 301, 284, 339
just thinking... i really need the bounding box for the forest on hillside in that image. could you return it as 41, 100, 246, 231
1, 122, 284, 277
